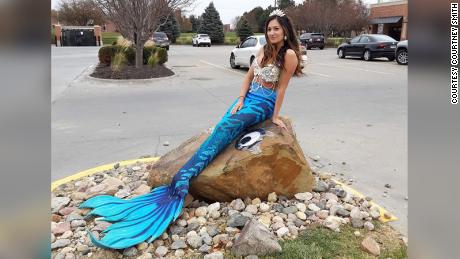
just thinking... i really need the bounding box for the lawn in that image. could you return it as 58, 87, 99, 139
102, 32, 122, 45
225, 222, 407, 259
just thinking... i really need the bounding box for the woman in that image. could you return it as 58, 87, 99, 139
80, 9, 303, 250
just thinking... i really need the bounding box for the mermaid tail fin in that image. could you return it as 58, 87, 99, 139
79, 185, 185, 249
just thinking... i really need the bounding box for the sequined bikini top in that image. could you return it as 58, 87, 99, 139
252, 60, 280, 83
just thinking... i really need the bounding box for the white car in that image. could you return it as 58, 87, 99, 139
230, 35, 307, 69
192, 34, 211, 47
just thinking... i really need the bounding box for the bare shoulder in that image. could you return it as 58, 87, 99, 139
285, 49, 297, 59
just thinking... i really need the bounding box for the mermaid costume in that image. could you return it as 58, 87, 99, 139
80, 61, 281, 249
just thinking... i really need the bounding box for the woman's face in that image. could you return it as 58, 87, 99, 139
267, 18, 285, 45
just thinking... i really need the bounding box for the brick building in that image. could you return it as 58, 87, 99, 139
368, 0, 408, 40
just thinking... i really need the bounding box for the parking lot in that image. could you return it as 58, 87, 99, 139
52, 44, 407, 234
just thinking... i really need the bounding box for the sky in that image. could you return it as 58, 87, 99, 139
51, 0, 379, 25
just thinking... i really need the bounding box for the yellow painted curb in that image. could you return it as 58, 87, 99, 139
51, 157, 159, 191
51, 157, 397, 223
331, 179, 398, 223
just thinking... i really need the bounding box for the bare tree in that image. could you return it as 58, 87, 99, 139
94, 0, 195, 68
57, 0, 106, 26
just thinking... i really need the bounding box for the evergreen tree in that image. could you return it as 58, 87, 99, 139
277, 0, 295, 9
159, 13, 181, 43
198, 2, 224, 43
236, 17, 253, 41
189, 15, 201, 33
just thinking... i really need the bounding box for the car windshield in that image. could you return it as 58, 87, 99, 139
259, 37, 266, 45
371, 35, 396, 42
199, 34, 209, 38
311, 33, 324, 37
153, 32, 167, 39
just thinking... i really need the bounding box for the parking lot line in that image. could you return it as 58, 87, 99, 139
306, 71, 332, 78
199, 60, 245, 76
316, 63, 394, 75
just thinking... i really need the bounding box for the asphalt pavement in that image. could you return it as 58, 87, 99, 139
52, 44, 407, 235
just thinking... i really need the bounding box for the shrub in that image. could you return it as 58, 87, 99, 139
98, 45, 168, 66
147, 52, 159, 68
111, 50, 127, 71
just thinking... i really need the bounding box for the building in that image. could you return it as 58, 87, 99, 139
368, 0, 408, 40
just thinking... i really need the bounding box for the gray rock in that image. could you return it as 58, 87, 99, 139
351, 218, 364, 228
384, 183, 392, 188
65, 213, 83, 222
202, 234, 213, 245
51, 239, 71, 250
228, 213, 250, 228
245, 205, 258, 215
198, 244, 212, 253
335, 189, 347, 198
187, 235, 203, 249
169, 225, 185, 235
272, 204, 284, 213
336, 208, 350, 217
206, 225, 219, 237
231, 219, 282, 256
230, 199, 246, 211
123, 247, 138, 257
282, 206, 298, 214
204, 252, 224, 259
52, 197, 71, 213
70, 220, 86, 228
171, 240, 187, 250
317, 199, 327, 210
313, 181, 329, 192
186, 222, 200, 232
364, 221, 375, 231
155, 246, 168, 257
76, 245, 90, 255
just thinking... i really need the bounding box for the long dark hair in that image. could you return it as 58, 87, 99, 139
261, 14, 302, 76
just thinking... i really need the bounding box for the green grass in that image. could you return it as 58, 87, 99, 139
102, 32, 122, 45
266, 223, 406, 259
220, 222, 407, 259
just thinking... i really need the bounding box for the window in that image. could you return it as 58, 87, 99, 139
359, 36, 370, 43
241, 38, 255, 48
258, 37, 266, 45
350, 36, 361, 44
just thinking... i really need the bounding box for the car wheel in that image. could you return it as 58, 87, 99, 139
363, 50, 372, 61
230, 53, 239, 69
396, 49, 408, 65
320, 46, 324, 50
166, 46, 169, 51
208, 44, 211, 47
338, 48, 345, 59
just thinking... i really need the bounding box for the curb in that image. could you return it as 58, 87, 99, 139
51, 157, 159, 191
51, 158, 397, 223
84, 64, 178, 83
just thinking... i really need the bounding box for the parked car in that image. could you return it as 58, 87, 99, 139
396, 40, 408, 65
299, 33, 325, 49
230, 35, 307, 69
152, 32, 170, 50
337, 34, 398, 61
192, 34, 211, 47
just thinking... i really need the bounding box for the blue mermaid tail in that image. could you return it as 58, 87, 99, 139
80, 82, 276, 249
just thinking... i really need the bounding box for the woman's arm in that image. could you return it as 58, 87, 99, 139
272, 49, 298, 126
231, 49, 263, 114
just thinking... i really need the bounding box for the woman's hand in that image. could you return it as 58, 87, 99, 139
231, 100, 244, 114
272, 117, 288, 131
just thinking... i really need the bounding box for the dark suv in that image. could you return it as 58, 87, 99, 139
300, 33, 325, 49
152, 32, 170, 50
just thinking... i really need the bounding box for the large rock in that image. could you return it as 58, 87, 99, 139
231, 219, 282, 256
147, 117, 314, 201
